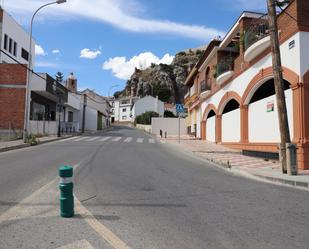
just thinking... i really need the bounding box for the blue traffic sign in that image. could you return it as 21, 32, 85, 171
176, 104, 185, 113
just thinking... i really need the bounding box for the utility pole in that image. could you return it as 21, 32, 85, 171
267, 0, 291, 173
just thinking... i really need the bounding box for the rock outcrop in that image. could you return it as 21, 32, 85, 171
117, 48, 205, 104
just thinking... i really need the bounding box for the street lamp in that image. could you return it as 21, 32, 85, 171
23, 0, 67, 142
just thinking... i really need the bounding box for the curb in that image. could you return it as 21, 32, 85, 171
161, 138, 309, 191
251, 173, 309, 189
0, 135, 76, 153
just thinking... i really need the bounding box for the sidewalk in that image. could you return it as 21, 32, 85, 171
0, 135, 76, 153
160, 135, 309, 190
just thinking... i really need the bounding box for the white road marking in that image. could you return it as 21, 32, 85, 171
123, 137, 133, 143
57, 136, 80, 143
75, 198, 132, 249
149, 138, 155, 144
56, 239, 95, 249
0, 162, 81, 224
99, 136, 111, 141
86, 137, 100, 141
136, 138, 143, 143
112, 137, 122, 142
74, 136, 90, 142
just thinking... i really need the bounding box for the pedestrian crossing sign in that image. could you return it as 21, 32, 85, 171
176, 104, 185, 113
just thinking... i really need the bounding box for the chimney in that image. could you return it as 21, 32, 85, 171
66, 72, 77, 92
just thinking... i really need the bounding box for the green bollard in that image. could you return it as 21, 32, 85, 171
59, 165, 74, 218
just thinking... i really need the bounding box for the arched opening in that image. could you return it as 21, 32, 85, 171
248, 78, 293, 142
206, 110, 216, 142
222, 99, 240, 142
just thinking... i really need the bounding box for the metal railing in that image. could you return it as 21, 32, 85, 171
216, 59, 234, 78
200, 80, 208, 93
60, 121, 79, 134
244, 14, 269, 51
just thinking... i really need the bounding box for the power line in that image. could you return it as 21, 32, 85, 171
276, 1, 297, 22
0, 49, 109, 105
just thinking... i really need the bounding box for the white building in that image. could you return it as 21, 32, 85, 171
184, 0, 309, 170
110, 96, 139, 123
81, 89, 111, 131
131, 95, 165, 121
0, 7, 35, 66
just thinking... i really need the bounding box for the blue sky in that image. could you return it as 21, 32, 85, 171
3, 0, 266, 96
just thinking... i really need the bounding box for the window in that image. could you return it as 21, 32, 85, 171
21, 48, 29, 61
68, 111, 74, 122
13, 42, 17, 56
9, 38, 13, 53
122, 108, 127, 112
121, 100, 129, 105
3, 34, 8, 50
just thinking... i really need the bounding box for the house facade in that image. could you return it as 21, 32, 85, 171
0, 8, 35, 138
110, 96, 139, 123
131, 95, 165, 121
184, 0, 309, 170
0, 7, 35, 66
81, 89, 110, 131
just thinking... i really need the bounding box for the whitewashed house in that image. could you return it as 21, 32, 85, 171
131, 95, 164, 121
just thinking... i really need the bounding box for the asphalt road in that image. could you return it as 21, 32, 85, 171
1, 125, 309, 249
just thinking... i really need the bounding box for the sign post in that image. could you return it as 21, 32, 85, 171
176, 104, 185, 144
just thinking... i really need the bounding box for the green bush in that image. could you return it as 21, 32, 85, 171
26, 134, 39, 146
164, 110, 176, 117
135, 111, 159, 125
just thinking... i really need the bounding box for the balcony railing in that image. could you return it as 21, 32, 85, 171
244, 15, 269, 51
216, 59, 234, 78
200, 80, 208, 93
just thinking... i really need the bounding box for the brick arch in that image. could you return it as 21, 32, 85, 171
304, 70, 309, 83
217, 91, 242, 114
242, 66, 299, 105
202, 104, 217, 120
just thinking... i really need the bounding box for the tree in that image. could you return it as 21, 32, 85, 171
55, 72, 64, 83
113, 91, 122, 98
164, 110, 176, 117
153, 85, 172, 102
135, 111, 159, 125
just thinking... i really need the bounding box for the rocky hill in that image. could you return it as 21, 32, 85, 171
116, 48, 205, 104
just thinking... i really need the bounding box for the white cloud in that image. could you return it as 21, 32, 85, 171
5, 0, 225, 41
103, 52, 175, 80
80, 48, 102, 59
35, 44, 46, 56
52, 49, 60, 54
35, 61, 58, 68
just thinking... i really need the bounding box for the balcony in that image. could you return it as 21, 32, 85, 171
244, 18, 270, 62
216, 59, 234, 86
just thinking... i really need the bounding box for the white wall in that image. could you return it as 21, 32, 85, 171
299, 32, 309, 78
198, 33, 301, 140
222, 109, 240, 142
249, 89, 293, 143
29, 121, 57, 135
133, 96, 164, 119
85, 106, 97, 131
152, 117, 186, 135
206, 116, 216, 142
1, 11, 35, 66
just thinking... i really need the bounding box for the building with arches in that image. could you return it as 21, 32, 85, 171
184, 0, 309, 170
